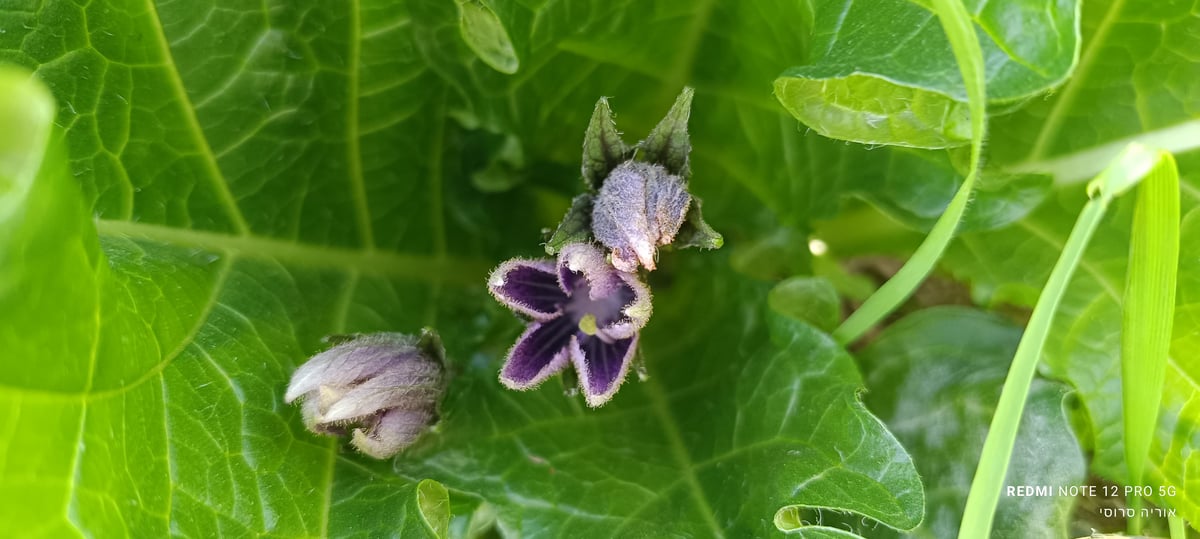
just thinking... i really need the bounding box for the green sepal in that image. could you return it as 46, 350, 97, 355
671, 197, 722, 250
581, 97, 631, 190
545, 193, 595, 255
320, 334, 360, 346
637, 87, 694, 178
417, 327, 447, 365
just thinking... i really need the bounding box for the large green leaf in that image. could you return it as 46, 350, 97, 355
0, 0, 930, 537
0, 66, 109, 538
398, 260, 924, 536
421, 0, 1049, 237
0, 0, 487, 535
938, 0, 1200, 524
859, 307, 1085, 539
0, 69, 459, 539
775, 0, 1081, 148
945, 200, 1200, 523
767, 0, 1068, 234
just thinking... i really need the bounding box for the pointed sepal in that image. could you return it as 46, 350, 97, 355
672, 197, 723, 250
545, 193, 595, 255
581, 97, 631, 190
638, 87, 694, 178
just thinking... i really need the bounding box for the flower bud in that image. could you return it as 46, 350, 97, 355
284, 329, 446, 458
559, 88, 721, 270
591, 161, 691, 272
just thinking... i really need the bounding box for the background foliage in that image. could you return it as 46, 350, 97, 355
0, 0, 1197, 537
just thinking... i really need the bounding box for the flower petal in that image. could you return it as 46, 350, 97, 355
599, 271, 652, 340
499, 316, 576, 390
351, 407, 436, 459
285, 334, 417, 402
557, 242, 622, 298
488, 259, 567, 320
555, 243, 653, 340
570, 333, 638, 407
323, 360, 443, 423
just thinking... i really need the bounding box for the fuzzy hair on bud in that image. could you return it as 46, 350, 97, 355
285, 329, 446, 458
591, 161, 691, 272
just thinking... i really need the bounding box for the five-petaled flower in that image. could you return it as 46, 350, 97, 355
488, 243, 652, 407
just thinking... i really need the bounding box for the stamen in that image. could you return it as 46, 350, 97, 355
578, 313, 599, 336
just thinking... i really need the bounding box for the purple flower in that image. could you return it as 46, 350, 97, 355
488, 243, 652, 407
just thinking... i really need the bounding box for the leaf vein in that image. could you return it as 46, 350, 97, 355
1028, 0, 1126, 160
346, 0, 375, 251
143, 0, 250, 234
643, 374, 725, 538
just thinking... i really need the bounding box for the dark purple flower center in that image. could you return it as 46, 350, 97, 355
561, 271, 634, 334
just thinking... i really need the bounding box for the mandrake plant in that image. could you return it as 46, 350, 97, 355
0, 0, 1197, 538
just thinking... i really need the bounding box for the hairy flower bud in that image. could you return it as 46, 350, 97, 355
284, 329, 446, 459
591, 161, 691, 272
555, 88, 721, 269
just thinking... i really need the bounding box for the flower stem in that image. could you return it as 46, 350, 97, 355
833, 0, 986, 345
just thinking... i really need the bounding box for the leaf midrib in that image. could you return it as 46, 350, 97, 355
1027, 0, 1127, 161
346, 0, 374, 251
1008, 119, 1200, 184
135, 5, 459, 534
144, 0, 249, 235
641, 372, 726, 538
95, 219, 486, 284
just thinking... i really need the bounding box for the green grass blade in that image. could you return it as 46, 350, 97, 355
1169, 513, 1186, 539
1122, 152, 1180, 533
833, 0, 986, 344
958, 144, 1162, 538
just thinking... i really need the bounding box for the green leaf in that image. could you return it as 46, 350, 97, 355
0, 67, 102, 394
1121, 152, 1180, 495
774, 74, 972, 149
471, 134, 526, 193
774, 0, 1081, 148
860, 307, 1085, 539
0, 1, 934, 536
959, 143, 1164, 539
939, 0, 1200, 527
458, 0, 520, 75
0, 66, 109, 537
854, 149, 1051, 233
768, 276, 841, 332
330, 472, 451, 538
398, 261, 924, 536
948, 202, 1200, 525
419, 0, 1028, 241
834, 0, 990, 345
0, 1, 491, 534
